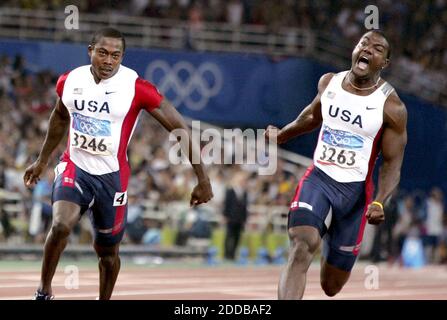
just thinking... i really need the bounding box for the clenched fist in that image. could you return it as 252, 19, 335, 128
366, 202, 384, 225
264, 125, 285, 144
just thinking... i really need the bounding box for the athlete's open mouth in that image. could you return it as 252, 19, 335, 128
357, 56, 370, 71
100, 66, 113, 72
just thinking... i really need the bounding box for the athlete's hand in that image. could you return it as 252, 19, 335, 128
190, 179, 213, 207
23, 160, 47, 188
366, 202, 385, 225
264, 125, 284, 144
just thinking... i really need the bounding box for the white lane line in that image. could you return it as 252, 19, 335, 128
2, 284, 277, 300
0, 277, 280, 289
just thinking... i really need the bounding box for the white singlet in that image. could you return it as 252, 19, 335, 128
313, 71, 394, 183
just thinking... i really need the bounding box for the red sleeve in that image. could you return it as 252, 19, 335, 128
56, 71, 70, 98
134, 77, 164, 112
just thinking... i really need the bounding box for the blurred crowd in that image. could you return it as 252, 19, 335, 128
2, 0, 446, 106
370, 187, 447, 265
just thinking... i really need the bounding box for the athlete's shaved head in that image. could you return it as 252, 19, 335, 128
90, 27, 126, 52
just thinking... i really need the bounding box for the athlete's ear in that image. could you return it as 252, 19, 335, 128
87, 45, 94, 58
382, 58, 390, 70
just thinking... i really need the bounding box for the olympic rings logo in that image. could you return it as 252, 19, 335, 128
329, 134, 350, 146
79, 121, 102, 135
145, 60, 223, 111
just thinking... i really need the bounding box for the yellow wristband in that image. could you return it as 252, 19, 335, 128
371, 201, 383, 210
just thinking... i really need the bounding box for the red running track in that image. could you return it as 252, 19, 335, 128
0, 262, 446, 300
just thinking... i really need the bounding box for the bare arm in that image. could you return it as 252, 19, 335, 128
265, 73, 334, 144
149, 98, 213, 205
37, 98, 70, 164
23, 98, 70, 186
375, 93, 408, 203
366, 92, 407, 224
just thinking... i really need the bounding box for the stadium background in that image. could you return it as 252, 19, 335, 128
0, 0, 446, 300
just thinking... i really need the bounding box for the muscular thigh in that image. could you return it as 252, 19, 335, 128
52, 201, 81, 229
